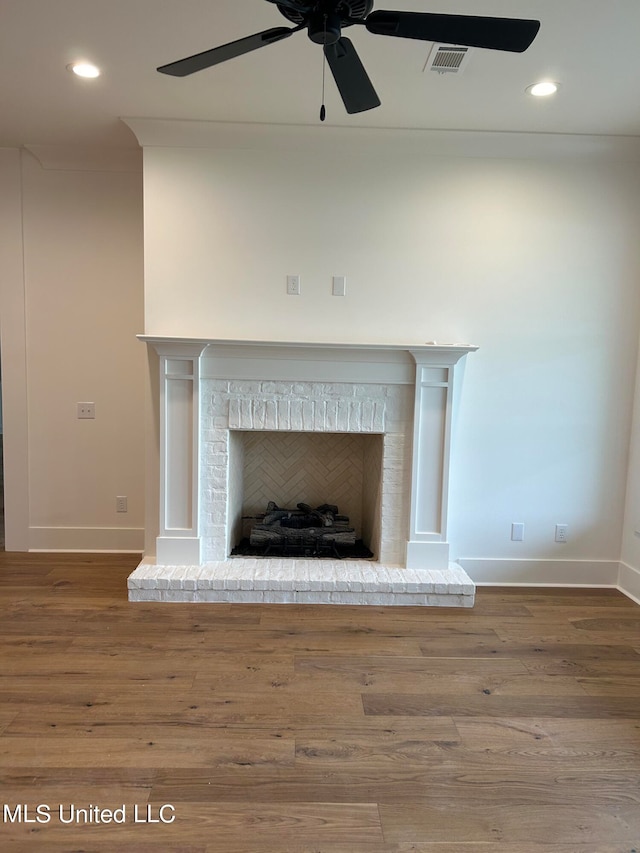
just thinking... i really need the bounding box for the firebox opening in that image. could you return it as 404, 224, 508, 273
227, 430, 383, 559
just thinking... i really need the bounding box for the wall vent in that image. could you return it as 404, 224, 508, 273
424, 44, 471, 74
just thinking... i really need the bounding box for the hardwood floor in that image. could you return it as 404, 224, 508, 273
0, 551, 639, 852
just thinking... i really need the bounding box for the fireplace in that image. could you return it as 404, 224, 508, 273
128, 338, 477, 606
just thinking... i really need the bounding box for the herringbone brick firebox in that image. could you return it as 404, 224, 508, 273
237, 431, 380, 547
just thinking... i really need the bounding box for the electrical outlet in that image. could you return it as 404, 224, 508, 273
511, 522, 525, 541
555, 523, 568, 543
77, 402, 95, 419
116, 496, 128, 513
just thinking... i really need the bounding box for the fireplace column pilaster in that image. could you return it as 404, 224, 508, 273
152, 341, 208, 565
406, 348, 471, 570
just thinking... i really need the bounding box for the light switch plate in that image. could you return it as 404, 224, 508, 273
332, 275, 346, 296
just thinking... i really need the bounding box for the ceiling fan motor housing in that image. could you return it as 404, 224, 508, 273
276, 1, 374, 44
308, 9, 342, 43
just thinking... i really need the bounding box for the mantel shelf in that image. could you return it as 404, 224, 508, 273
138, 334, 478, 351
138, 335, 478, 363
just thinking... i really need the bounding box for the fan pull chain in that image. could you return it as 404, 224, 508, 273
320, 14, 327, 121
320, 54, 326, 121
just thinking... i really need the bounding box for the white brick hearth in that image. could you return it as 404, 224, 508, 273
128, 558, 474, 606
132, 338, 478, 607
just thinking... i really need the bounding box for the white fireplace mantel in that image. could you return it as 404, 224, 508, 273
139, 336, 477, 576
139, 335, 477, 355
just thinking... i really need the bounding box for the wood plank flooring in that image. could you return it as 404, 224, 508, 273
0, 552, 639, 852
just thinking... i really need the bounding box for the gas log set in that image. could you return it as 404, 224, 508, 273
246, 501, 359, 558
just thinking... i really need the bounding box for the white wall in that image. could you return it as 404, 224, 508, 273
139, 124, 640, 581
0, 147, 146, 551
0, 148, 29, 549
2, 121, 638, 584
621, 342, 640, 600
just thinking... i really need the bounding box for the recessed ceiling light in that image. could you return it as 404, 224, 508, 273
67, 62, 101, 78
526, 81, 559, 97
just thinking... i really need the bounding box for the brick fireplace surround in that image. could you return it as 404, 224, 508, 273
128, 338, 477, 606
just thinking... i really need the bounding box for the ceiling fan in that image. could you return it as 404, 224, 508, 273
157, 1, 540, 116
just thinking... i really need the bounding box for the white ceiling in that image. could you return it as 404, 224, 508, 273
2, 0, 640, 149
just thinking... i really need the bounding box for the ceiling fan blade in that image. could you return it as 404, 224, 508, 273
157, 26, 298, 76
324, 37, 381, 114
365, 11, 540, 53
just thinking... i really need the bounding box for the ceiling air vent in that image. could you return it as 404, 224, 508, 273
424, 44, 471, 74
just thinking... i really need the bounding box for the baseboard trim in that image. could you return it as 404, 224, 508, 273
458, 558, 620, 588
618, 562, 640, 605
28, 526, 145, 552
